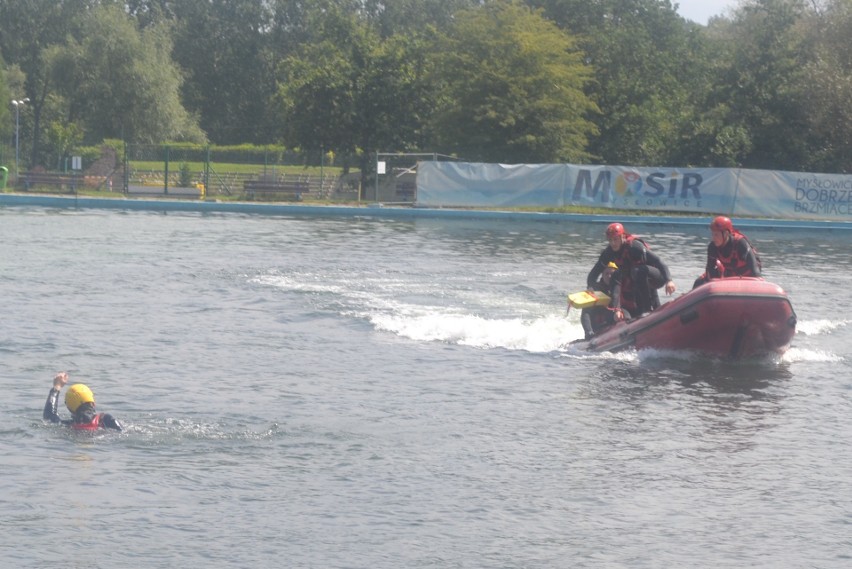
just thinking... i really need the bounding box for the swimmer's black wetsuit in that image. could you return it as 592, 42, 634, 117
43, 388, 123, 431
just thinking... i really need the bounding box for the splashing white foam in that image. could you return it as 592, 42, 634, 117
558, 348, 638, 362
796, 319, 849, 336
371, 312, 577, 352
781, 347, 845, 363
255, 270, 847, 362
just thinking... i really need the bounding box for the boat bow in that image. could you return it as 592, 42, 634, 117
573, 278, 796, 359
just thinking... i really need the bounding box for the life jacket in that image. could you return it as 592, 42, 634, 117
613, 235, 646, 312
619, 279, 638, 312
614, 235, 654, 268
715, 232, 761, 276
614, 235, 638, 265
588, 307, 612, 332
72, 413, 102, 431
601, 262, 637, 312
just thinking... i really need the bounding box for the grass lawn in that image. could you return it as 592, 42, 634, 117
130, 160, 344, 177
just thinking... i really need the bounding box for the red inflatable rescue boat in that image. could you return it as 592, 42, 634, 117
571, 278, 797, 359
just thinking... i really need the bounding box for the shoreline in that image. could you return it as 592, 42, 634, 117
2, 192, 850, 231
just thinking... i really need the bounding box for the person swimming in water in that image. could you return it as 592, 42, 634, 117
43, 372, 122, 431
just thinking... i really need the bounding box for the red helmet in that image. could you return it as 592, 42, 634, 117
605, 222, 625, 238
710, 216, 733, 233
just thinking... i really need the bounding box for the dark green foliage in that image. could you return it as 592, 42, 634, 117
275, 1, 436, 185
1, 0, 851, 172
430, 1, 598, 162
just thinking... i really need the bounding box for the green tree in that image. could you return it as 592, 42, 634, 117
276, 1, 435, 185
429, 1, 598, 163
124, 0, 175, 29
0, 0, 93, 166
360, 0, 480, 37
0, 59, 10, 151
275, 5, 365, 171
45, 120, 83, 170
657, 21, 747, 168
709, 0, 812, 170
533, 0, 709, 166
167, 0, 278, 143
51, 4, 206, 144
800, 0, 852, 172
1, 63, 28, 170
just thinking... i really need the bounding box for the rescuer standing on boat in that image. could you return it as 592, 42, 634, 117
693, 216, 761, 288
587, 223, 676, 321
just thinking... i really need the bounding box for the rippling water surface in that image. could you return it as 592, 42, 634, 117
1, 206, 849, 568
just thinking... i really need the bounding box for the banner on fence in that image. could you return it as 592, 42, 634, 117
736, 169, 852, 220
416, 161, 852, 221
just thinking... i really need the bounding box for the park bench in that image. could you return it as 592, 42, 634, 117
395, 181, 416, 201
19, 171, 78, 192
127, 185, 203, 198
243, 178, 308, 201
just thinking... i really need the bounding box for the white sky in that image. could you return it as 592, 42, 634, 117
674, 0, 739, 24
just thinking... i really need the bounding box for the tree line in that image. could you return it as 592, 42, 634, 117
1, 0, 851, 180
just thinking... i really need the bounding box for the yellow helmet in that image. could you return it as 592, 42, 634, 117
65, 384, 95, 413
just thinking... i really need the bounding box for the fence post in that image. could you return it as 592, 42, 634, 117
204, 145, 211, 199
164, 145, 170, 195
123, 141, 129, 193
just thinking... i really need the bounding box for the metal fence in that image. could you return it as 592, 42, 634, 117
7, 145, 461, 204
373, 152, 460, 203
10, 144, 349, 201
123, 144, 344, 200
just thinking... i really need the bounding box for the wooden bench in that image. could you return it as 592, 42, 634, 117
127, 185, 203, 198
243, 179, 308, 201
19, 172, 78, 192
395, 181, 416, 201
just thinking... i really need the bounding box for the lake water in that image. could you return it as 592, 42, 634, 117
1, 205, 849, 568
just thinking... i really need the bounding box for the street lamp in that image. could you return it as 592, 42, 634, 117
11, 98, 29, 184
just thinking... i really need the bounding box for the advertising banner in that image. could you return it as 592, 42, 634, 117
736, 169, 852, 221
561, 164, 736, 214
417, 161, 737, 214
415, 162, 569, 207
416, 161, 852, 221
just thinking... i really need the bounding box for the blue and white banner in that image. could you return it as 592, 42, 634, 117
416, 161, 852, 221
736, 169, 852, 220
